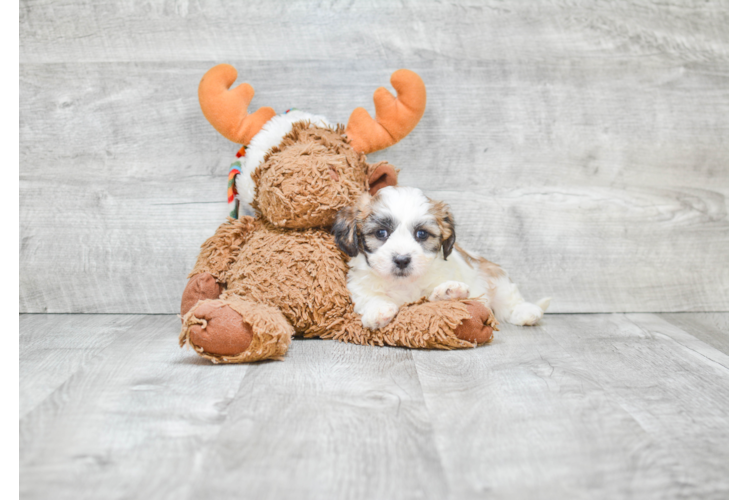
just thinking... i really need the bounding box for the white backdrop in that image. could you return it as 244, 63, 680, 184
19, 0, 728, 314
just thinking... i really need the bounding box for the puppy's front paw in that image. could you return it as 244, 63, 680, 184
361, 302, 400, 330
429, 281, 470, 302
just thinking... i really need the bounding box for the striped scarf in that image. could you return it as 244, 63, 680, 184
227, 145, 246, 219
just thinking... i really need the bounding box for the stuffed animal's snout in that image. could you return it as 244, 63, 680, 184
253, 140, 368, 229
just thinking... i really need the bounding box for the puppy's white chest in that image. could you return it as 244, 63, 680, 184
382, 280, 430, 306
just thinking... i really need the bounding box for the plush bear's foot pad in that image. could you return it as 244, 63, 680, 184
181, 272, 223, 318
454, 301, 495, 344
189, 302, 254, 356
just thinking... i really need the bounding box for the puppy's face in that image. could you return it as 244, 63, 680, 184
333, 186, 455, 281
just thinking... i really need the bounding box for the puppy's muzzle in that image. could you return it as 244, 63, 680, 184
393, 255, 412, 270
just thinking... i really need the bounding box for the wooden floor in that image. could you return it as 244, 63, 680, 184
19, 312, 728, 500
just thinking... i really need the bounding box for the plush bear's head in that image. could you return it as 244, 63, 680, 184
249, 121, 397, 228
198, 64, 425, 229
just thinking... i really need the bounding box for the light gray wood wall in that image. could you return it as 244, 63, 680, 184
19, 0, 728, 314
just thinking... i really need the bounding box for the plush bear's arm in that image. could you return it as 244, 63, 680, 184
378, 299, 496, 348
320, 299, 496, 349
188, 215, 257, 283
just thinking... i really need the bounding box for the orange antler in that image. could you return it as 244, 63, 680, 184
198, 64, 276, 145
345, 69, 427, 154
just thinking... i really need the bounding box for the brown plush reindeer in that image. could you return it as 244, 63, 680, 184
179, 64, 496, 363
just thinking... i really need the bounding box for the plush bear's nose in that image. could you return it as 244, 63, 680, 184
393, 255, 411, 269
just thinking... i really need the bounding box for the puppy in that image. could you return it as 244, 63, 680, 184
332, 186, 551, 330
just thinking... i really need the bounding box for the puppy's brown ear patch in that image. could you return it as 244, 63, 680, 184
429, 200, 456, 259
332, 206, 360, 257
367, 162, 398, 196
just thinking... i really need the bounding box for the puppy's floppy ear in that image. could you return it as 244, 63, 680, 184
441, 217, 456, 259
367, 161, 398, 196
430, 200, 456, 260
332, 207, 360, 257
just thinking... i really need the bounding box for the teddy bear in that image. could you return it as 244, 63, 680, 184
179, 64, 497, 363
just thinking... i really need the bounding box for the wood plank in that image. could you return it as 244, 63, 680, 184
20, 0, 728, 315
184, 339, 446, 500
20, 0, 728, 64
730, 386, 748, 498
19, 312, 728, 499
412, 313, 728, 499
726, 312, 748, 386
657, 312, 728, 354
548, 314, 728, 498
20, 314, 250, 500
20, 60, 728, 192
626, 313, 728, 368
19, 314, 446, 500
19, 176, 228, 314
19, 175, 727, 314
432, 187, 727, 314
20, 314, 134, 418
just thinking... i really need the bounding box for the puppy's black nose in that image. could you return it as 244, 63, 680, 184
393, 255, 411, 269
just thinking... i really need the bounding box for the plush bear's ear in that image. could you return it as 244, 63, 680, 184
332, 207, 360, 257
368, 162, 398, 196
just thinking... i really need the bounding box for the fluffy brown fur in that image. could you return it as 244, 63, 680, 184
455, 243, 507, 278
428, 199, 456, 259
180, 122, 497, 363
252, 123, 369, 229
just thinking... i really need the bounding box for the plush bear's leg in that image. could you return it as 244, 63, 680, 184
179, 296, 294, 363
323, 299, 496, 350
180, 272, 223, 320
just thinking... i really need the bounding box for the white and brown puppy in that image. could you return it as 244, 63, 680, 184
333, 186, 551, 330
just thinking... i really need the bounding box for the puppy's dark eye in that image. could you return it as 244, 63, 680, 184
376, 229, 389, 240
415, 229, 429, 240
